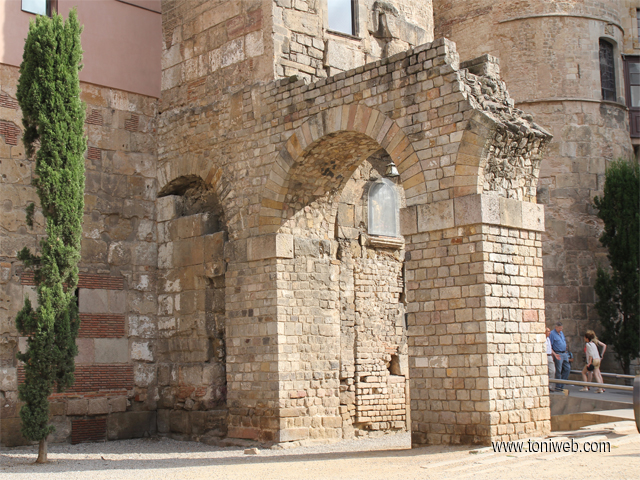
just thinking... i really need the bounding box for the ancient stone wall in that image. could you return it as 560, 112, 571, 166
0, 64, 158, 446
273, 0, 433, 80
155, 191, 228, 441
434, 0, 634, 372
621, 1, 640, 54
160, 0, 276, 110
157, 31, 552, 444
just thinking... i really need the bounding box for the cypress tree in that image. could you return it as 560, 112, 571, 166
15, 10, 85, 463
593, 159, 640, 375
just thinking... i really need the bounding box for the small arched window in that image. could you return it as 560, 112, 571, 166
368, 178, 398, 237
599, 39, 616, 102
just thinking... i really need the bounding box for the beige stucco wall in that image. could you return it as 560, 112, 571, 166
0, 0, 161, 97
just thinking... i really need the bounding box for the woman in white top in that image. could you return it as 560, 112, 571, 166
580, 331, 605, 393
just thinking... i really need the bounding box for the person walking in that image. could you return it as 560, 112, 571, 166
549, 322, 570, 391
583, 329, 607, 387
545, 327, 558, 392
581, 331, 605, 393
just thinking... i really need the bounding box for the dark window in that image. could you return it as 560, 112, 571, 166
22, 0, 55, 16
627, 61, 640, 107
637, 10, 640, 43
624, 57, 640, 137
599, 39, 616, 102
327, 0, 356, 36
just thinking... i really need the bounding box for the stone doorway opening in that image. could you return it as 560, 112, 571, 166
156, 176, 228, 441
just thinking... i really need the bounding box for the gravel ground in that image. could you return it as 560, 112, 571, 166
1, 426, 638, 480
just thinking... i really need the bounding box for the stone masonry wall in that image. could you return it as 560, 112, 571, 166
157, 29, 552, 443
402, 205, 548, 444
273, 0, 433, 80
273, 157, 408, 442
161, 0, 276, 110
1, 63, 158, 446
155, 193, 228, 441
434, 0, 634, 372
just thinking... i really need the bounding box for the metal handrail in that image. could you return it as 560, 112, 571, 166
569, 369, 635, 380
550, 376, 639, 434
549, 378, 632, 391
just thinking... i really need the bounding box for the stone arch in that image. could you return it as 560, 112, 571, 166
262, 108, 413, 440
258, 105, 422, 234
158, 163, 237, 234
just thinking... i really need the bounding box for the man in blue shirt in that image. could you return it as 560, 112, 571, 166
549, 321, 570, 390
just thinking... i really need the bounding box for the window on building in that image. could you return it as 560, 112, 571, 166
368, 178, 398, 237
637, 10, 640, 43
327, 0, 356, 36
624, 57, 640, 137
22, 0, 54, 16
599, 39, 616, 102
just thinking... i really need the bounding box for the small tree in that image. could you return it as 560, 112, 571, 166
593, 159, 640, 375
15, 10, 85, 463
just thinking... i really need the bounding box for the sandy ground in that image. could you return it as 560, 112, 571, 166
1, 423, 638, 480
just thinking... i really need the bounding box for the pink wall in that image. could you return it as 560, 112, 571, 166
0, 0, 161, 98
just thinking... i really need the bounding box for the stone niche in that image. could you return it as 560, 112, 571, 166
155, 178, 228, 441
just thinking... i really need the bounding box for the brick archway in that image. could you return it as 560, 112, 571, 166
258, 105, 422, 235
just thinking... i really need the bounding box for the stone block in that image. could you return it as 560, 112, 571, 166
157, 195, 182, 222
50, 401, 65, 417
499, 197, 522, 229
278, 427, 309, 442
157, 409, 170, 433
522, 201, 545, 232
109, 396, 128, 413
67, 399, 88, 416
170, 410, 191, 434
134, 363, 157, 387
294, 237, 320, 257
88, 397, 110, 415
48, 416, 71, 443
247, 234, 294, 261
204, 231, 226, 262
1, 417, 29, 447
78, 288, 108, 313
75, 338, 95, 364
78, 289, 126, 314
400, 206, 418, 236
417, 199, 454, 232
106, 411, 157, 440
94, 338, 129, 363
283, 9, 320, 37
224, 239, 247, 263
129, 315, 157, 338
325, 40, 365, 72
131, 341, 154, 362
453, 194, 483, 226
0, 367, 17, 391
337, 203, 355, 227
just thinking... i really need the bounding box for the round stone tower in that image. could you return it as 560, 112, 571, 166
434, 0, 634, 368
